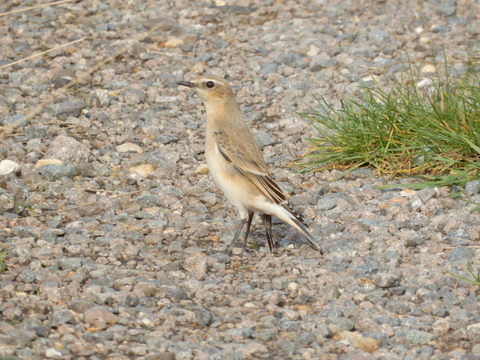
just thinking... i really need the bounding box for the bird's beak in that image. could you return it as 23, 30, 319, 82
176, 81, 195, 88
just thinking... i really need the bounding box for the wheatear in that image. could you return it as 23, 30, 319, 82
177, 75, 321, 254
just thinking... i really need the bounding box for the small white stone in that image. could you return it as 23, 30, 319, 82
411, 199, 423, 210
288, 282, 299, 291
0, 159, 20, 176
307, 45, 320, 57
116, 142, 143, 154
421, 64, 436, 74
45, 348, 62, 358
416, 78, 433, 89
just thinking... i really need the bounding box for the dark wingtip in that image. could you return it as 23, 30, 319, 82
176, 81, 195, 88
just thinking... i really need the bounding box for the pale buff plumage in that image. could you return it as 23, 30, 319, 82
177, 75, 321, 253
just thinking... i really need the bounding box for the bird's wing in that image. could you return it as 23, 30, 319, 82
214, 130, 286, 205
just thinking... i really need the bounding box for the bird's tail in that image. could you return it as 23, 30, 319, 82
282, 204, 322, 252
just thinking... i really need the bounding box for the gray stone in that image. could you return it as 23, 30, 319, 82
316, 324, 334, 338
213, 40, 229, 49
57, 257, 83, 270
253, 131, 275, 150
436, 0, 456, 16
44, 135, 90, 166
146, 150, 174, 170
317, 198, 336, 211
296, 332, 316, 345
417, 187, 437, 201
211, 349, 241, 360
6, 330, 37, 346
12, 226, 38, 239
358, 218, 381, 229
431, 308, 449, 318
465, 180, 480, 197
197, 53, 212, 62
278, 52, 303, 68
154, 134, 179, 144
125, 88, 146, 103
3, 114, 29, 128
310, 59, 338, 72
166, 288, 187, 302
50, 306, 75, 327
211, 253, 230, 264
75, 161, 97, 177
223, 326, 253, 339
432, 25, 450, 33
218, 5, 255, 15
135, 194, 166, 209
145, 220, 167, 231
45, 101, 85, 119
39, 164, 76, 180
258, 60, 277, 75
0, 194, 15, 213
9, 72, 24, 83
351, 168, 372, 178
67, 300, 94, 313
145, 353, 176, 360
95, 293, 114, 305
25, 125, 47, 139
17, 270, 36, 283
467, 323, 480, 343
34, 326, 50, 337
195, 307, 213, 327
386, 301, 412, 314
134, 211, 155, 219
404, 329, 436, 344
142, 16, 176, 31
40, 230, 59, 244
327, 316, 355, 331
406, 235, 425, 247
447, 246, 474, 264
375, 273, 401, 288
369, 28, 390, 42
389, 286, 406, 295
400, 220, 422, 231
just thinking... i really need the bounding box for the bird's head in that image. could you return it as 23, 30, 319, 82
177, 75, 235, 103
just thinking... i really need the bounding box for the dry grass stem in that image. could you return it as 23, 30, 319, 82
0, 37, 86, 71
0, 0, 75, 17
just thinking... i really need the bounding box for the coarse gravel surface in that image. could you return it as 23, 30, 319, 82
1, 0, 480, 359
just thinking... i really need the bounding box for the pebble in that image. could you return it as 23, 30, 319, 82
43, 135, 90, 166
25, 125, 47, 139
116, 142, 144, 154
447, 246, 474, 264
50, 307, 75, 327
0, 159, 21, 176
38, 164, 76, 180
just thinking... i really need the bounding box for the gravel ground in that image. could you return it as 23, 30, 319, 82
1, 0, 480, 359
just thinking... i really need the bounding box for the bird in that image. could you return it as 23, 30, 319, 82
177, 75, 321, 254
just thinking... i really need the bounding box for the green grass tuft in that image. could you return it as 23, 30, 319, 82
298, 55, 480, 178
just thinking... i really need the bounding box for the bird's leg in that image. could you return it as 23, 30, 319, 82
261, 214, 275, 252
225, 216, 247, 255
239, 211, 254, 251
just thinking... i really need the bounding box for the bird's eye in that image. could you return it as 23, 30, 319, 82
206, 81, 215, 88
